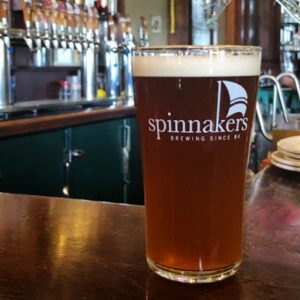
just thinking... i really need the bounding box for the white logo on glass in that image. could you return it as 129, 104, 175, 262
147, 80, 250, 140
219, 81, 248, 118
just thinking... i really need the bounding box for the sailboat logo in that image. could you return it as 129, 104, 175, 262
219, 80, 248, 118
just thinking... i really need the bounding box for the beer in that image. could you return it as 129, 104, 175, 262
133, 46, 261, 283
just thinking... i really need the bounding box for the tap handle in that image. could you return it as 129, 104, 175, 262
22, 0, 32, 30
32, 1, 44, 32
125, 15, 132, 35
119, 15, 126, 40
92, 7, 99, 32
86, 6, 94, 30
0, 0, 8, 20
0, 1, 8, 34
57, 0, 66, 27
80, 5, 88, 32
125, 14, 134, 44
108, 14, 115, 41
66, 2, 74, 28
42, 0, 52, 27
140, 16, 149, 46
72, 1, 80, 29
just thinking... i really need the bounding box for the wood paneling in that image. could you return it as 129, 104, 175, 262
167, 0, 191, 45
225, 0, 281, 74
225, 0, 241, 45
117, 0, 125, 14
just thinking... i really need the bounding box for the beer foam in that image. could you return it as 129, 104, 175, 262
133, 54, 261, 77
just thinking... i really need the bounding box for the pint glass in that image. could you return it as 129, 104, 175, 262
132, 46, 261, 283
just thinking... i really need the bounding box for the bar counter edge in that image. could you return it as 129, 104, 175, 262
0, 102, 136, 138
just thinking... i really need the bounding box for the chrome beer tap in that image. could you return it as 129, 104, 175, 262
65, 0, 75, 50
92, 6, 100, 46
256, 75, 289, 141
57, 0, 67, 49
104, 14, 120, 97
50, 2, 59, 49
0, 0, 11, 106
0, 0, 9, 35
277, 72, 300, 105
22, 0, 34, 50
122, 15, 134, 98
81, 2, 97, 99
139, 16, 149, 47
32, 0, 43, 49
31, 0, 52, 66
86, 5, 95, 49
41, 0, 52, 49
80, 4, 89, 50
72, 0, 82, 52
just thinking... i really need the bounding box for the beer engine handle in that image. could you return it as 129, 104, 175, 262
139, 16, 149, 46
108, 14, 116, 42
276, 72, 300, 106
22, 0, 32, 31
0, 0, 9, 32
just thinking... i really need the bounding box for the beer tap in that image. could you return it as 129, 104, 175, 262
80, 3, 89, 50
105, 14, 120, 97
139, 16, 149, 47
92, 6, 100, 45
97, 0, 109, 42
49, 1, 59, 49
32, 0, 43, 50
41, 0, 52, 49
122, 14, 134, 98
108, 14, 116, 44
0, 0, 9, 51
57, 0, 67, 49
125, 15, 134, 46
0, 0, 11, 106
86, 4, 95, 49
65, 0, 75, 50
80, 0, 97, 99
71, 0, 82, 52
22, 0, 34, 50
0, 0, 9, 36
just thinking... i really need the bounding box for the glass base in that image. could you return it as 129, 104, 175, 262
147, 258, 240, 284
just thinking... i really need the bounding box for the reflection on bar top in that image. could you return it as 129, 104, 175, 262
0, 97, 134, 121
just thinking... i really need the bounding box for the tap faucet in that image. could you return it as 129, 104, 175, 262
41, 0, 52, 49
276, 72, 300, 106
139, 16, 149, 46
122, 14, 134, 98
22, 0, 34, 50
72, 0, 82, 52
259, 74, 288, 128
0, 0, 11, 106
32, 0, 43, 49
57, 0, 67, 49
256, 75, 289, 141
66, 0, 75, 50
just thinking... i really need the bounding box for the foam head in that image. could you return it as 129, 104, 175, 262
133, 46, 261, 77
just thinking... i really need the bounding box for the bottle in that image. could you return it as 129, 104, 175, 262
59, 80, 72, 99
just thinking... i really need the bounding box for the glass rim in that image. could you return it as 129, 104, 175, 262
132, 45, 262, 56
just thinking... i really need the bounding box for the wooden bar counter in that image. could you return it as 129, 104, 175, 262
0, 165, 299, 299
0, 101, 135, 138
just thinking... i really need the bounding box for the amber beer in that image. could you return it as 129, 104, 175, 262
133, 46, 261, 283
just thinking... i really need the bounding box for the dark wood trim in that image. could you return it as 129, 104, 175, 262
0, 105, 135, 138
225, 0, 281, 73
225, 0, 241, 45
167, 0, 191, 45
117, 0, 125, 14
